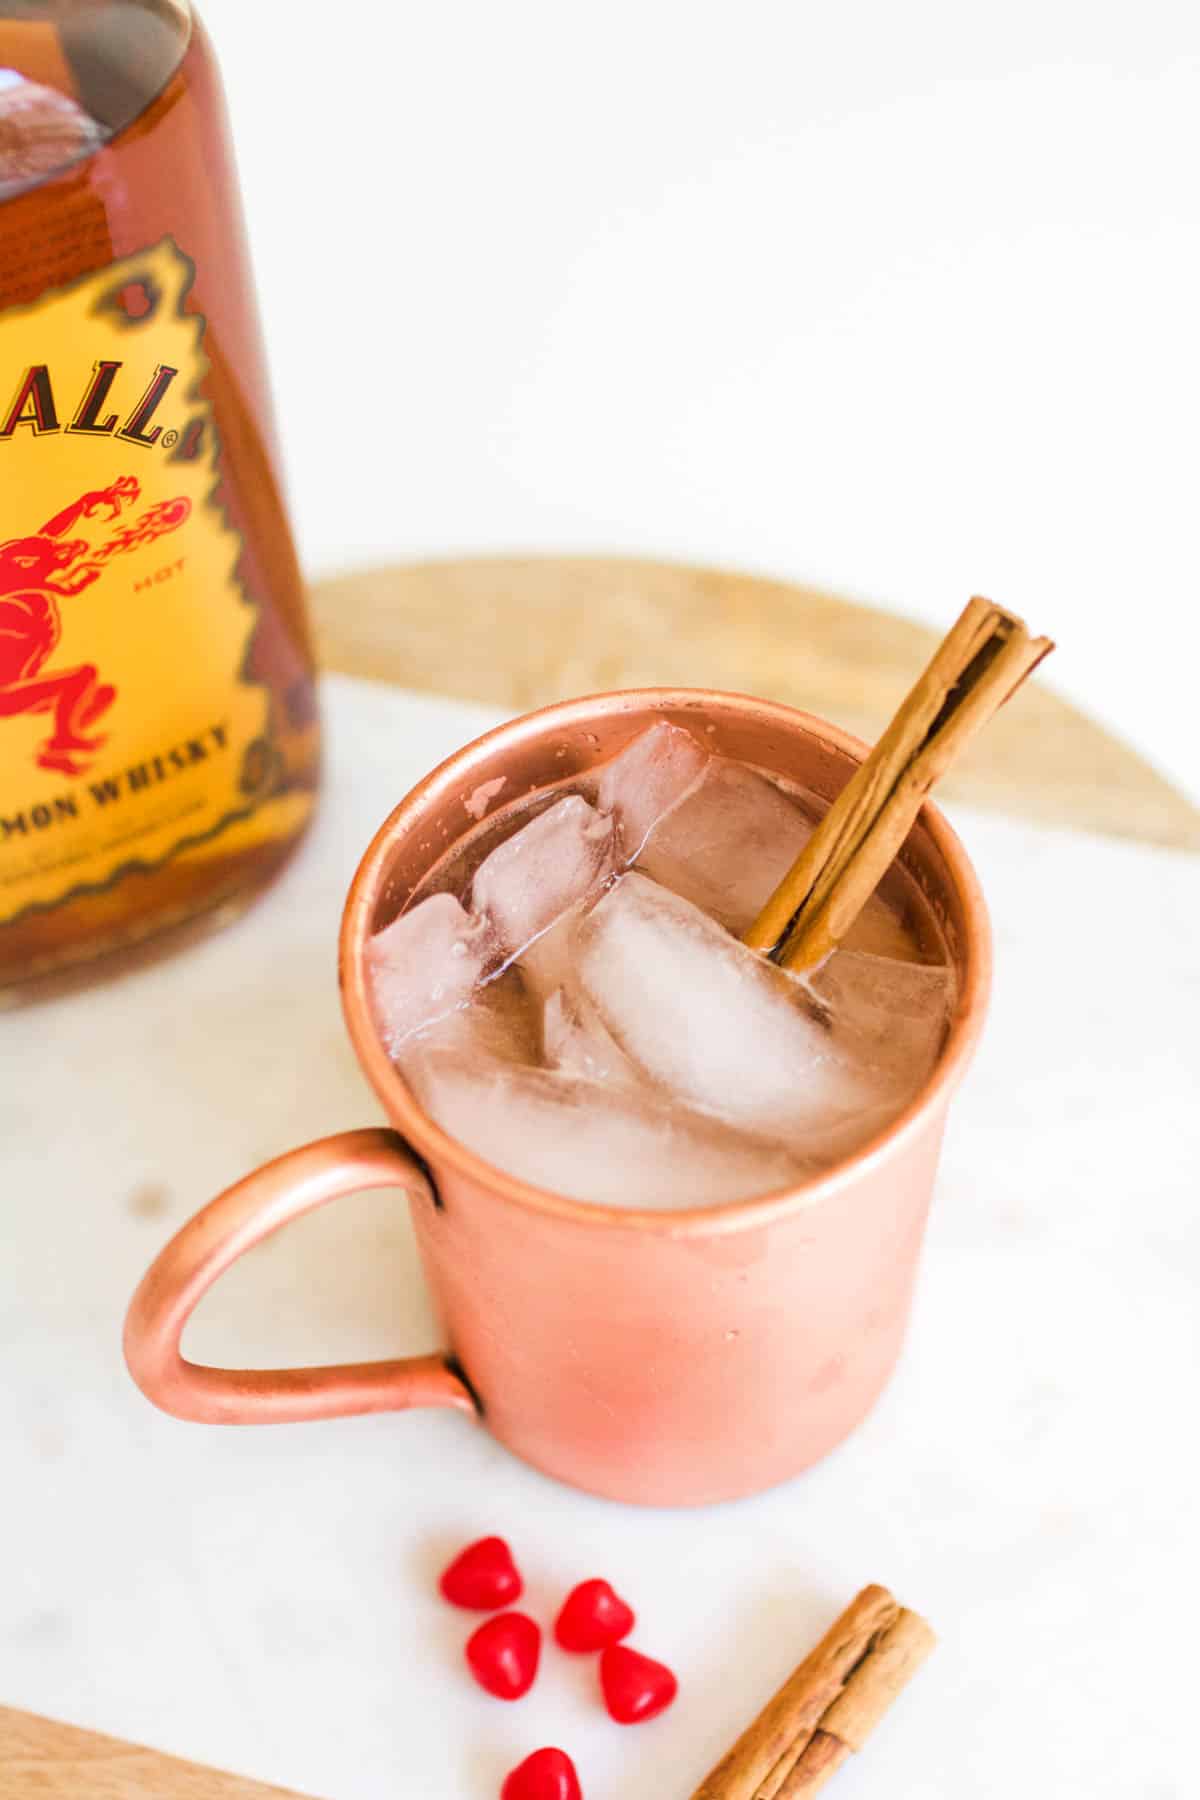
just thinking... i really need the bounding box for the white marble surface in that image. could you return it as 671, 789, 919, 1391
2, 676, 1197, 1799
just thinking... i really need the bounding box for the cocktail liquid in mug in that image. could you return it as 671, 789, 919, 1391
368, 722, 955, 1206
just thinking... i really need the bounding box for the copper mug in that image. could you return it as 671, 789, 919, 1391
124, 689, 990, 1507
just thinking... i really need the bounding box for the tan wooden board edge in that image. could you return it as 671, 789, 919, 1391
0, 1706, 318, 1800
312, 555, 1199, 852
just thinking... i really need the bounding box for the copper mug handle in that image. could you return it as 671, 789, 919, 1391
123, 1128, 477, 1425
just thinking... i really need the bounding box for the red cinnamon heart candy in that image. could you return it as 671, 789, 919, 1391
439, 1536, 523, 1610
599, 1643, 678, 1724
466, 1611, 542, 1699
500, 1747, 583, 1800
554, 1579, 635, 1653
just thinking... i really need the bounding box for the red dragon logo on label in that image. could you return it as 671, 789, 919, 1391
0, 477, 189, 777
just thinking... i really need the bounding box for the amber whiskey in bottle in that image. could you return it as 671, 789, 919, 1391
0, 1, 320, 989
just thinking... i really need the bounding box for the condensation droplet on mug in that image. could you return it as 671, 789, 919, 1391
464, 777, 507, 821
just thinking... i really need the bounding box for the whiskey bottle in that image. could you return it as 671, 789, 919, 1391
0, 1, 320, 989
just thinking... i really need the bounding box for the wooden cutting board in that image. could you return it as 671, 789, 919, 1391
312, 555, 1200, 851
0, 1707, 318, 1800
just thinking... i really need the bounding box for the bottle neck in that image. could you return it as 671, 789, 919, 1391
0, 0, 192, 199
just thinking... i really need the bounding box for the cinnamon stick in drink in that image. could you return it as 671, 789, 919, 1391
687, 1586, 900, 1800
744, 597, 1053, 973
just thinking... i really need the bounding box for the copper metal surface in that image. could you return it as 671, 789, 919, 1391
126, 690, 991, 1504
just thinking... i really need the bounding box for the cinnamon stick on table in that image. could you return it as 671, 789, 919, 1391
688, 1586, 899, 1800
688, 1587, 936, 1800
774, 1609, 937, 1797
743, 596, 1054, 974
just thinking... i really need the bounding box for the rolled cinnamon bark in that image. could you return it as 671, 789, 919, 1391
775, 1609, 937, 1796
687, 1586, 900, 1800
774, 1731, 847, 1797
744, 596, 1053, 972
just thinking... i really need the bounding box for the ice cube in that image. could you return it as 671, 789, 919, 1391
808, 948, 952, 1094
400, 963, 541, 1070
763, 1100, 909, 1168
841, 892, 931, 961
593, 722, 709, 861
368, 893, 492, 1051
542, 986, 637, 1086
634, 760, 815, 934
630, 752, 923, 958
471, 795, 616, 960
403, 1052, 805, 1207
577, 873, 882, 1143
513, 900, 583, 1009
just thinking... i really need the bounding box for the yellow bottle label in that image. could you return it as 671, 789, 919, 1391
0, 239, 281, 925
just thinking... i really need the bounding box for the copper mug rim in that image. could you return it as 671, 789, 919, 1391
339, 686, 992, 1239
